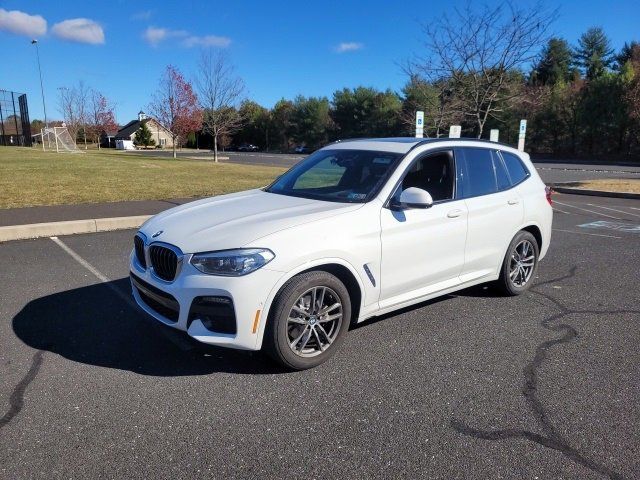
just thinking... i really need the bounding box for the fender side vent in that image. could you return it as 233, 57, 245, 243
363, 264, 376, 287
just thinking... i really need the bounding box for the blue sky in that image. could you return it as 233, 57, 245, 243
0, 0, 638, 124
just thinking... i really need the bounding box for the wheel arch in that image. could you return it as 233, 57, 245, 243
256, 258, 366, 349
521, 224, 543, 251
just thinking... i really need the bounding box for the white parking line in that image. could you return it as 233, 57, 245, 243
552, 207, 573, 215
553, 200, 623, 220
586, 204, 640, 218
552, 229, 621, 239
50, 236, 111, 283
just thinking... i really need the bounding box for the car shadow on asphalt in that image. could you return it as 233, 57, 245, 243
12, 278, 286, 376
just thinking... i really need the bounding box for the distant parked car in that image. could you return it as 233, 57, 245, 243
237, 143, 259, 152
294, 145, 309, 154
130, 138, 552, 369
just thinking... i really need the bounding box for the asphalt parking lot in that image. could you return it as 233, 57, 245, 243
1, 193, 639, 479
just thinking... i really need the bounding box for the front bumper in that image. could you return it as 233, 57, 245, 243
129, 250, 285, 350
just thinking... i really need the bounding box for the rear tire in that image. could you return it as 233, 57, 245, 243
263, 271, 351, 370
495, 230, 539, 296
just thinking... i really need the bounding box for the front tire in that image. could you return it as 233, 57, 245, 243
264, 271, 351, 370
496, 230, 539, 296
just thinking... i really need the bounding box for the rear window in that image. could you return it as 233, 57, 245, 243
461, 148, 497, 197
501, 151, 530, 185
493, 153, 511, 191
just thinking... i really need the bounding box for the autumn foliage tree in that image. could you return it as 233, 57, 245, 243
149, 65, 202, 158
88, 90, 118, 148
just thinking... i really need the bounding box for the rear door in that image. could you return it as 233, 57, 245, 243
458, 147, 524, 282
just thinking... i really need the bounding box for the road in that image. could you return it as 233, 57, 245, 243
137, 149, 640, 184
1, 193, 639, 479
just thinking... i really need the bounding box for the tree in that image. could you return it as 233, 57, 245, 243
30, 119, 45, 134
530, 38, 575, 86
331, 86, 403, 139
196, 50, 245, 161
57, 81, 89, 146
291, 96, 333, 150
573, 27, 614, 80
134, 121, 155, 148
271, 99, 295, 151
409, 1, 557, 138
148, 65, 202, 158
400, 76, 462, 137
88, 90, 117, 149
616, 41, 640, 70
234, 100, 271, 149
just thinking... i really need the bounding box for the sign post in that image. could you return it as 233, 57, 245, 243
449, 125, 461, 138
415, 111, 424, 138
490, 129, 499, 142
517, 119, 527, 151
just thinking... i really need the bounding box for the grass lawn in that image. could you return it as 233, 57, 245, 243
561, 178, 640, 194
0, 146, 286, 209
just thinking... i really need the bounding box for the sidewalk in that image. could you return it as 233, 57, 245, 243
0, 197, 202, 242
0, 197, 198, 227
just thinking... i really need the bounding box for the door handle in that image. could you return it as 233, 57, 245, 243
447, 209, 463, 218
507, 199, 520, 205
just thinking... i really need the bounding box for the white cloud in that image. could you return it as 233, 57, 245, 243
182, 35, 231, 48
0, 9, 46, 37
52, 18, 104, 44
143, 26, 230, 48
131, 10, 153, 21
335, 42, 364, 53
143, 26, 187, 46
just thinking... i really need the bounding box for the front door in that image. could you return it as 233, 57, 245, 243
379, 150, 467, 309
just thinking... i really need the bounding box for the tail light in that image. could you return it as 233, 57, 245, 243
545, 186, 553, 205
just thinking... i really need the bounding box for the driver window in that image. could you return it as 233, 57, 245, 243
400, 151, 455, 202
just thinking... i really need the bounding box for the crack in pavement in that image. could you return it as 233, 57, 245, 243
0, 350, 45, 430
452, 266, 640, 479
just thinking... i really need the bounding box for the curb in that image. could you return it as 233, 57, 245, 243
0, 215, 151, 243
550, 185, 640, 200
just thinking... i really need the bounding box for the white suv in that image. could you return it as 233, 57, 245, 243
130, 138, 553, 369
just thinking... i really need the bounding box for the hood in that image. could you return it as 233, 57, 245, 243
139, 189, 362, 253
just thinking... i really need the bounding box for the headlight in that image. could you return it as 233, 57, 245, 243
190, 248, 275, 276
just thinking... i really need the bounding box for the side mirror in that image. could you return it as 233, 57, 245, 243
395, 187, 434, 209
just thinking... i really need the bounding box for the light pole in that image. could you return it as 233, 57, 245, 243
31, 39, 48, 129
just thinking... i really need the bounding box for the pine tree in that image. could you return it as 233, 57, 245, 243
134, 121, 155, 148
573, 27, 614, 80
530, 38, 574, 85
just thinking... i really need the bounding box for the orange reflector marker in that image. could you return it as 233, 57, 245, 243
252, 310, 261, 334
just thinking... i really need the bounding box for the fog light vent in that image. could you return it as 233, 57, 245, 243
188, 296, 237, 334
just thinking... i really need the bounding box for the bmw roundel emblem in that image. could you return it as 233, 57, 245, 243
152, 230, 163, 238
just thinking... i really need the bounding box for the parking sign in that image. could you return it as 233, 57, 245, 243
415, 111, 424, 138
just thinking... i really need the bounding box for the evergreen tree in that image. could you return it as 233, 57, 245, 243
615, 41, 640, 70
134, 121, 155, 148
573, 27, 615, 80
530, 38, 574, 85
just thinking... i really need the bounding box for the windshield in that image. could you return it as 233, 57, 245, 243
265, 149, 403, 203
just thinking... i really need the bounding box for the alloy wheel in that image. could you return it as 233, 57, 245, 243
286, 286, 343, 357
509, 239, 535, 287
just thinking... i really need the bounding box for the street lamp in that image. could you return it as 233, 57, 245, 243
31, 39, 48, 129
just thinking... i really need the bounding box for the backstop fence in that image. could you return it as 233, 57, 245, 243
0, 89, 32, 147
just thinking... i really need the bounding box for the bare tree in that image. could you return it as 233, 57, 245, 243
148, 65, 202, 158
409, 1, 557, 138
196, 49, 245, 161
57, 81, 90, 147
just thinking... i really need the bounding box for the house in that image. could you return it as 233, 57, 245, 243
113, 111, 174, 148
